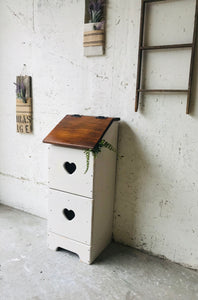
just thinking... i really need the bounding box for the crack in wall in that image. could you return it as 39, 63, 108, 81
0, 172, 47, 186
32, 0, 35, 32
6, 5, 21, 22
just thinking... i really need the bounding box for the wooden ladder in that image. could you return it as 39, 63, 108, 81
135, 0, 198, 114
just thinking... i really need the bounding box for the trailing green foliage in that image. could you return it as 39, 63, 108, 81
84, 139, 116, 174
84, 149, 91, 174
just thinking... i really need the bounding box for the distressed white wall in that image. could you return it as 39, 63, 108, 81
0, 0, 198, 269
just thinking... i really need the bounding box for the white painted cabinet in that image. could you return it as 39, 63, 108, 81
43, 115, 119, 264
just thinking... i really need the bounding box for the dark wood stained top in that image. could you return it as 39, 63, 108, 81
43, 115, 120, 149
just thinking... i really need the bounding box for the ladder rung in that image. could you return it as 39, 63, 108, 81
144, 0, 168, 3
140, 43, 193, 50
138, 89, 189, 93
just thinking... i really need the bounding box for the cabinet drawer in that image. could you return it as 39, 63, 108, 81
48, 145, 94, 198
48, 189, 93, 245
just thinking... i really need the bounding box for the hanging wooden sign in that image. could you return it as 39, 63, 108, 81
15, 76, 32, 133
84, 0, 106, 57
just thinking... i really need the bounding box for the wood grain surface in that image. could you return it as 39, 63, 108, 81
43, 115, 119, 149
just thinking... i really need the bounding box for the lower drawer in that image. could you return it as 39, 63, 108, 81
48, 189, 93, 245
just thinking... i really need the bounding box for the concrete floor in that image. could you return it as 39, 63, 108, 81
0, 205, 198, 300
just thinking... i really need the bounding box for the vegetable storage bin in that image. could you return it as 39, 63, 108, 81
43, 114, 119, 264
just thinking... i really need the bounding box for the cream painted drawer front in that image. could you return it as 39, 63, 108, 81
48, 189, 93, 245
48, 145, 94, 198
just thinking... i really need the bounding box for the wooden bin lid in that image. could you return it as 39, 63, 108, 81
43, 115, 120, 150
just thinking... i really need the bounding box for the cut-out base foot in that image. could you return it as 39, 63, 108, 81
48, 232, 93, 264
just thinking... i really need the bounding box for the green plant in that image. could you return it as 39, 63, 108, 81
88, 0, 105, 29
84, 139, 116, 174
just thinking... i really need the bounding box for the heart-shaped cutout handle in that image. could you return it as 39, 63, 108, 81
63, 162, 76, 174
63, 208, 75, 221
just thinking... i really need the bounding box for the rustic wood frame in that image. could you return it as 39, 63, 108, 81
83, 0, 106, 56
16, 76, 32, 133
135, 0, 198, 114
